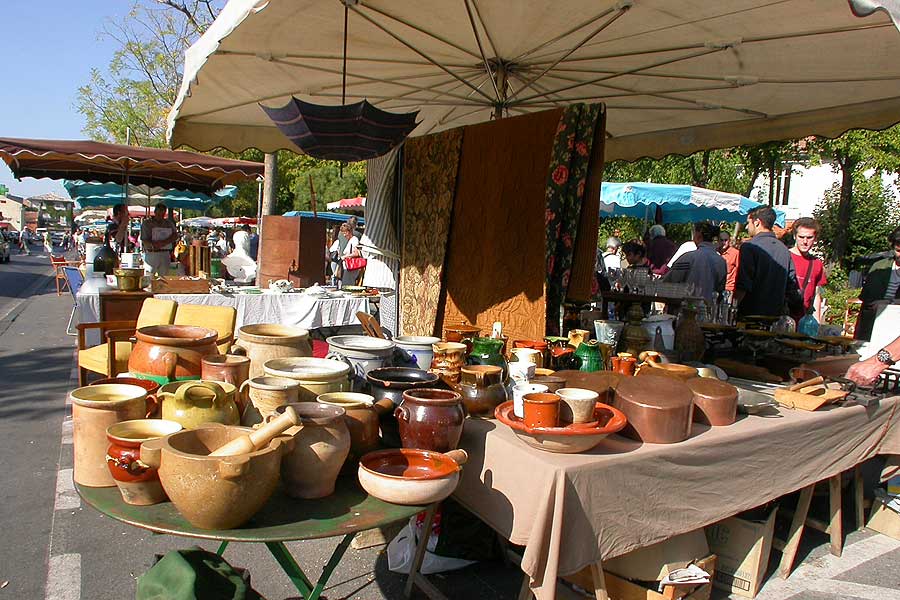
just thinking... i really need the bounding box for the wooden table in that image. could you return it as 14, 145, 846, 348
78, 478, 444, 600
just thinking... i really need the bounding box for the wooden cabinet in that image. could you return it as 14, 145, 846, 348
258, 215, 327, 289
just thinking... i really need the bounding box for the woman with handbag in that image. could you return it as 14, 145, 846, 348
331, 222, 365, 287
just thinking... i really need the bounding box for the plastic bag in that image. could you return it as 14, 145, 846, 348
387, 511, 477, 575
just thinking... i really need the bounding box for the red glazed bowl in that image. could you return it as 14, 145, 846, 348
494, 401, 626, 454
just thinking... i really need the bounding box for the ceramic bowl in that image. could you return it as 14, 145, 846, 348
556, 388, 600, 423
494, 401, 627, 454
358, 448, 468, 505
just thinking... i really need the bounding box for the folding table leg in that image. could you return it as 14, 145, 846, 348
779, 485, 814, 578
517, 573, 533, 600
829, 474, 843, 557
403, 504, 447, 600
589, 561, 610, 600
307, 534, 354, 600
215, 541, 229, 556
265, 541, 314, 599
854, 466, 866, 531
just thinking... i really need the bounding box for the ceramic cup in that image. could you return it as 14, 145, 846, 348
512, 383, 549, 419
556, 388, 599, 424
522, 392, 561, 429
508, 360, 536, 384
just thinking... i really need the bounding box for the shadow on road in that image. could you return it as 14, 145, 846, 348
0, 345, 72, 421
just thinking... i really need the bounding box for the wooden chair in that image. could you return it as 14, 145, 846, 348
76, 297, 177, 385
50, 254, 80, 296
357, 311, 386, 339
173, 304, 237, 354
62, 266, 84, 336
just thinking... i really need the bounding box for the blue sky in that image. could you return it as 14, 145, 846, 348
0, 2, 129, 198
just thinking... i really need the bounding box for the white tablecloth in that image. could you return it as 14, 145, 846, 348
76, 278, 368, 339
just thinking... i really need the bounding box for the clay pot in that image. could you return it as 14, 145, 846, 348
674, 308, 705, 363
366, 367, 441, 407
394, 336, 442, 370
129, 325, 219, 384
317, 392, 392, 460
358, 448, 468, 506
325, 335, 396, 378
274, 403, 351, 499
513, 340, 549, 368
610, 356, 637, 376
429, 342, 468, 386
395, 388, 466, 453
613, 374, 694, 443
512, 383, 549, 419
238, 376, 301, 427
159, 379, 240, 414
522, 392, 561, 428
157, 381, 240, 429
71, 384, 150, 487
443, 323, 481, 352
230, 324, 312, 379
263, 357, 351, 402
456, 365, 507, 417
575, 340, 603, 372
557, 388, 600, 424
141, 423, 290, 529
686, 377, 738, 426
90, 377, 160, 416
467, 337, 508, 379
106, 419, 182, 505
202, 354, 251, 390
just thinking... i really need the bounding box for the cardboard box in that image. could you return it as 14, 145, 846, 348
562, 554, 716, 600
704, 508, 777, 598
867, 497, 900, 540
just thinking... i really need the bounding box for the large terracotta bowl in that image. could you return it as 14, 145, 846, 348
494, 401, 627, 453
129, 325, 219, 384
358, 448, 467, 505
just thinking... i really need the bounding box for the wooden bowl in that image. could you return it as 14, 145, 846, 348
494, 401, 626, 454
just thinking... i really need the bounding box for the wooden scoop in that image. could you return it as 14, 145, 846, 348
209, 406, 299, 457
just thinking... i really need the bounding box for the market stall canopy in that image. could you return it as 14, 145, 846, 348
283, 210, 365, 224
168, 1, 900, 161
64, 180, 238, 211
212, 216, 257, 226
325, 196, 366, 210
0, 138, 263, 193
600, 181, 786, 226
180, 216, 217, 228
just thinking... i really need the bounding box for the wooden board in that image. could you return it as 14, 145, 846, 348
774, 387, 848, 411
258, 215, 327, 289
150, 277, 211, 294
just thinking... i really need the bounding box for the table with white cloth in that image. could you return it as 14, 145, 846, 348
76, 278, 371, 344
452, 396, 900, 600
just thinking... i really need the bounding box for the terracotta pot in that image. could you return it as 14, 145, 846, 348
129, 325, 219, 384
610, 356, 637, 376
358, 448, 468, 506
394, 336, 442, 370
238, 376, 301, 427
106, 419, 182, 505
456, 365, 507, 417
230, 324, 312, 379
613, 374, 694, 443
157, 381, 240, 429
557, 388, 600, 424
686, 377, 738, 426
71, 384, 150, 487
202, 354, 251, 391
366, 367, 440, 407
395, 388, 465, 453
263, 357, 351, 402
274, 403, 350, 499
317, 392, 392, 460
522, 392, 561, 429
429, 342, 468, 386
443, 323, 481, 352
512, 383, 549, 419
141, 423, 290, 529
90, 377, 160, 417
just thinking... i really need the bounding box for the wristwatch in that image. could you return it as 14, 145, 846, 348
876, 348, 896, 366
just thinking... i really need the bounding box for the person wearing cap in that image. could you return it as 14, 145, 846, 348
602, 237, 622, 272
646, 224, 677, 275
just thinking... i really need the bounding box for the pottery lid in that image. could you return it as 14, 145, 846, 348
686, 377, 739, 402
326, 335, 394, 352
614, 374, 693, 410
264, 357, 351, 380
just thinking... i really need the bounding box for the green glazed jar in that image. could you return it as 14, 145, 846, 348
575, 340, 603, 372
467, 337, 508, 379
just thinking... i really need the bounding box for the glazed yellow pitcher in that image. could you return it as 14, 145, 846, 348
158, 381, 239, 429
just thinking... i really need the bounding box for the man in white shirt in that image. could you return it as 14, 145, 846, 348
140, 203, 178, 276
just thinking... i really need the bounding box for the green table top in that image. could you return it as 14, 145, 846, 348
77, 477, 427, 543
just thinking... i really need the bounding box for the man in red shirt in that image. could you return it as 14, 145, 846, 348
790, 217, 827, 321
717, 231, 740, 297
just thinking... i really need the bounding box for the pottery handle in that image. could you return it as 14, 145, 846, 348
140, 438, 163, 469
239, 379, 252, 407
373, 397, 395, 416
444, 449, 468, 466
229, 342, 247, 357
162, 351, 178, 381
394, 405, 409, 422
144, 393, 159, 419
788, 375, 825, 392
210, 406, 298, 457
217, 457, 249, 480
178, 381, 226, 407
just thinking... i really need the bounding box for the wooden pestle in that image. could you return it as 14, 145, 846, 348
788, 375, 825, 393
209, 406, 299, 457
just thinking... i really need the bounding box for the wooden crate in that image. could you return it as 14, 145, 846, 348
150, 276, 211, 294
188, 243, 211, 277
563, 555, 716, 600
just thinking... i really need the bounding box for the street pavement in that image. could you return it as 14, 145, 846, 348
0, 250, 898, 599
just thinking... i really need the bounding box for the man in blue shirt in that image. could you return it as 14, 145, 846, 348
734, 206, 802, 317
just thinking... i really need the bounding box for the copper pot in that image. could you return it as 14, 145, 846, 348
395, 388, 465, 453
686, 377, 738, 426
612, 374, 694, 443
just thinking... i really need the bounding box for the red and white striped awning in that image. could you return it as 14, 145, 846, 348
325, 196, 365, 210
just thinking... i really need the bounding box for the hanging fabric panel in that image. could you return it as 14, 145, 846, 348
544, 104, 603, 335
398, 129, 463, 336
363, 147, 401, 335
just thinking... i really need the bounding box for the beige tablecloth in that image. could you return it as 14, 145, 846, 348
453, 397, 900, 600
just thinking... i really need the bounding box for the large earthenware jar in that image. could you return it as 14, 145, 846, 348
429, 342, 468, 386
140, 423, 289, 530
393, 336, 442, 370
106, 419, 182, 505
201, 354, 251, 390
274, 403, 351, 499
263, 357, 351, 402
317, 392, 391, 460
129, 325, 219, 384
230, 324, 312, 379
467, 337, 508, 379
71, 384, 150, 487
456, 365, 507, 417
395, 388, 465, 453
157, 381, 240, 429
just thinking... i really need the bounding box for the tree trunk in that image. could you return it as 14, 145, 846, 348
832, 155, 857, 266
767, 158, 776, 206
261, 152, 278, 217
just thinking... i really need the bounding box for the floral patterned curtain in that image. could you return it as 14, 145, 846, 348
544, 104, 603, 335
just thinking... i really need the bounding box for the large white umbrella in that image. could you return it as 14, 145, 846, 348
168, 1, 900, 160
